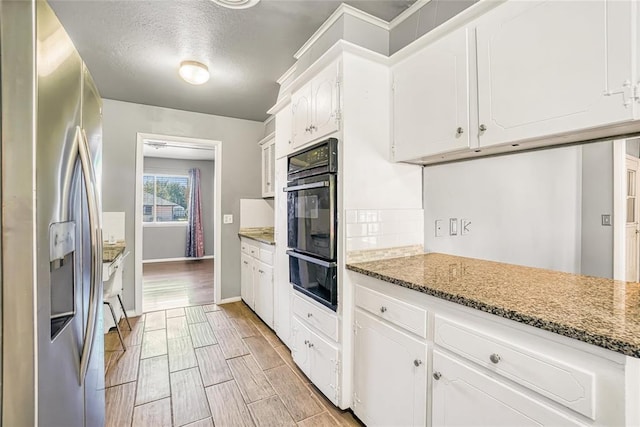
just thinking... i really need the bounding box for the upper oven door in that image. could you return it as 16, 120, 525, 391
286, 174, 336, 260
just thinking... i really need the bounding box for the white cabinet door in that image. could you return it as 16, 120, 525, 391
261, 140, 275, 198
255, 261, 274, 328
432, 350, 584, 427
275, 102, 293, 159
311, 61, 340, 142
240, 253, 254, 309
291, 83, 313, 148
476, 0, 634, 148
393, 26, 472, 161
291, 317, 311, 375
353, 310, 427, 427
308, 328, 340, 406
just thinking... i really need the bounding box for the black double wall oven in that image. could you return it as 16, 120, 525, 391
285, 138, 338, 311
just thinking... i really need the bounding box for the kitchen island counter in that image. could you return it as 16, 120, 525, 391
347, 252, 640, 358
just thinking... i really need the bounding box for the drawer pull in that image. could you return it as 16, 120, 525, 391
433, 371, 442, 381
380, 306, 387, 313
308, 342, 315, 348
258, 270, 264, 274
414, 359, 423, 367
304, 340, 309, 345
307, 312, 313, 318
490, 353, 501, 364
243, 261, 248, 265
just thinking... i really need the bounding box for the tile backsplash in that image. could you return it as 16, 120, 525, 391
345, 208, 424, 253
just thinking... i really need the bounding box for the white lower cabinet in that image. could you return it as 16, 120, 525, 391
254, 261, 274, 327
292, 314, 340, 406
432, 350, 584, 427
353, 309, 427, 427
240, 238, 274, 327
240, 253, 254, 309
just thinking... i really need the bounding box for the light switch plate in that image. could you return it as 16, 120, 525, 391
435, 220, 443, 237
223, 214, 233, 224
449, 218, 458, 236
461, 219, 471, 235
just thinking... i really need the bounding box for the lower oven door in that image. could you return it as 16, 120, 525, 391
287, 250, 337, 311
286, 174, 336, 261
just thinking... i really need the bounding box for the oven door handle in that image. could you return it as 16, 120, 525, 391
287, 250, 337, 268
283, 181, 330, 192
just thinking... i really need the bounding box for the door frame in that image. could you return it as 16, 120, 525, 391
134, 133, 222, 314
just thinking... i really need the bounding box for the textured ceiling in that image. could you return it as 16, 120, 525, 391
49, 0, 416, 122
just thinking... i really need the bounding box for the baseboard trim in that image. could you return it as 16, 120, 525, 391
125, 309, 141, 318
143, 255, 214, 264
218, 297, 242, 304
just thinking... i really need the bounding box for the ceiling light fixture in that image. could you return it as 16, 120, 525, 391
179, 60, 210, 85
210, 0, 260, 9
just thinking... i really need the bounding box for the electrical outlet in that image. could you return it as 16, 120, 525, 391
223, 214, 233, 224
461, 219, 471, 235
449, 218, 458, 236
601, 214, 612, 226
435, 220, 443, 237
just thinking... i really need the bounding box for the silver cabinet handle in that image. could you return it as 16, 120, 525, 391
456, 127, 464, 135
258, 269, 265, 274
309, 124, 317, 131
380, 306, 387, 313
78, 126, 103, 385
414, 359, 423, 367
305, 127, 311, 133
490, 353, 501, 364
288, 140, 292, 145
308, 342, 314, 348
479, 124, 487, 132
304, 340, 309, 345
307, 312, 313, 318
433, 371, 442, 380
243, 261, 248, 265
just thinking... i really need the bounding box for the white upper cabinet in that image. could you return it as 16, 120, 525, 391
392, 0, 637, 162
291, 84, 313, 148
393, 26, 472, 161
475, 0, 634, 148
259, 134, 275, 198
291, 60, 341, 149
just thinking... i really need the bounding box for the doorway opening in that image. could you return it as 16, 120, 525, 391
134, 133, 222, 313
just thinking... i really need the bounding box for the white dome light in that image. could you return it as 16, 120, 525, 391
179, 61, 210, 85
211, 0, 260, 9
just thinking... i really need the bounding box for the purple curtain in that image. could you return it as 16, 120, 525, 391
186, 168, 205, 258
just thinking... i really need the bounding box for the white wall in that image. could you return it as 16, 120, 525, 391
239, 199, 274, 228
101, 99, 264, 304
424, 146, 584, 274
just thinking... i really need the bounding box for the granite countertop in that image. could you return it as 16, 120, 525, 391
238, 227, 275, 245
103, 241, 126, 263
347, 253, 640, 358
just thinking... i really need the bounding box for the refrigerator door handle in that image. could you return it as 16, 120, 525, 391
77, 126, 103, 385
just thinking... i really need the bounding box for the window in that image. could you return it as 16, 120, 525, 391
143, 174, 190, 223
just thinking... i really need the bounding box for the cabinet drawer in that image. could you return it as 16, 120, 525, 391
259, 246, 274, 265
434, 315, 595, 419
240, 240, 250, 255
247, 244, 259, 258
292, 293, 338, 341
355, 285, 427, 338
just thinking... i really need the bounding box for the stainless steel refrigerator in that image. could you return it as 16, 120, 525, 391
1, 1, 105, 425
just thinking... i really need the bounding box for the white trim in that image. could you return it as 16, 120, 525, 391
613, 139, 626, 281
277, 63, 297, 86
126, 309, 141, 318
218, 296, 242, 304
389, 0, 431, 29
135, 133, 223, 314
267, 94, 292, 115
143, 255, 215, 264
258, 131, 276, 146
293, 3, 389, 60
263, 114, 275, 127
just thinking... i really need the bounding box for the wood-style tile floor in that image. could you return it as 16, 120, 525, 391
143, 259, 215, 313
104, 301, 362, 427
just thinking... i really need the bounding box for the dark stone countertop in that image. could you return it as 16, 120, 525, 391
347, 252, 640, 358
